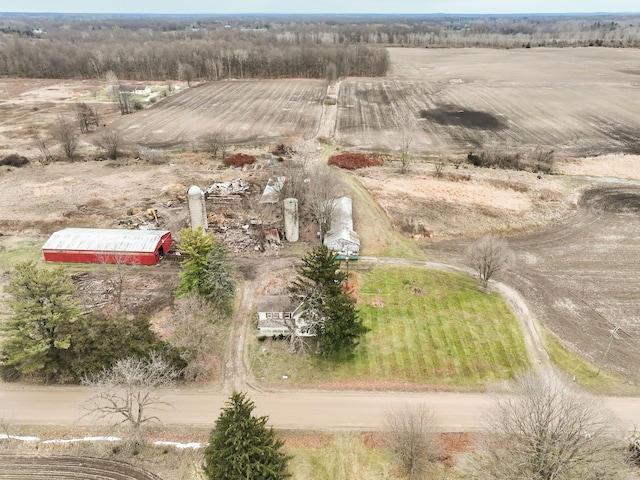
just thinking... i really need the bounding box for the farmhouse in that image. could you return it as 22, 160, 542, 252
323, 196, 360, 259
42, 228, 172, 265
256, 295, 312, 337
119, 84, 151, 95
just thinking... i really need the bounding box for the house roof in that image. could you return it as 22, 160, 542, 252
42, 228, 171, 253
257, 295, 296, 313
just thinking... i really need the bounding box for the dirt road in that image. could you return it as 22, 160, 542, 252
1, 383, 639, 433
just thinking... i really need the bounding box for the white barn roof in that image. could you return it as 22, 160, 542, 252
43, 228, 170, 253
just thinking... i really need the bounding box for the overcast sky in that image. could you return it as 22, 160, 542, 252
1, 0, 639, 14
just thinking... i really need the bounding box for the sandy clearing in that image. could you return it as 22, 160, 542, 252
358, 173, 532, 212
557, 154, 640, 180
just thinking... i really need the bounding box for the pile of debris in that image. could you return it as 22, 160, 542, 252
204, 178, 250, 197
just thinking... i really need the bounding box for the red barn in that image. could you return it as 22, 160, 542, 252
42, 228, 172, 265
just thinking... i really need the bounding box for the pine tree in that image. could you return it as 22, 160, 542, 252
1, 261, 81, 382
203, 391, 290, 480
289, 246, 368, 356
291, 244, 345, 296
177, 227, 235, 316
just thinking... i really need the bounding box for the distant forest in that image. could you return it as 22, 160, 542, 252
1, 13, 640, 80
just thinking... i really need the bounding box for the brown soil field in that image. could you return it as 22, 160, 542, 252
337, 47, 640, 155
108, 79, 326, 148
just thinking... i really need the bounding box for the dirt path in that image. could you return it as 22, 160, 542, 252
222, 257, 296, 393
316, 81, 340, 140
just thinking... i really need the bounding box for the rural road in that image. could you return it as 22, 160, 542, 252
1, 384, 640, 433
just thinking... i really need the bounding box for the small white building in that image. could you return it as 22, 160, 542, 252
256, 295, 312, 337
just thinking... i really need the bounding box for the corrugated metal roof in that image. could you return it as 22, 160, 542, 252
330, 197, 354, 232
42, 228, 170, 253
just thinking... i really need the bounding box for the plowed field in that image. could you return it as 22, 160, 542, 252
0, 455, 162, 480
111, 79, 326, 147
336, 48, 640, 155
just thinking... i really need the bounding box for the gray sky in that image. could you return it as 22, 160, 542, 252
1, 0, 639, 14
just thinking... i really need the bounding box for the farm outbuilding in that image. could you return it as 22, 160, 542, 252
42, 228, 172, 265
323, 197, 360, 260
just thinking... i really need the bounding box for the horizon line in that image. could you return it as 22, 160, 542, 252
2, 11, 640, 15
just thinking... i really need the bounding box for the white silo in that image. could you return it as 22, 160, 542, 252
187, 185, 208, 231
283, 197, 299, 242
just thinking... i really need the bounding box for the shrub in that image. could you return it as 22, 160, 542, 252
137, 146, 166, 164
223, 153, 256, 167
466, 147, 554, 173
328, 152, 384, 170
0, 154, 29, 167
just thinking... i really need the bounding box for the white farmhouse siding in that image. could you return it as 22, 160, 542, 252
256, 295, 312, 337
323, 196, 360, 259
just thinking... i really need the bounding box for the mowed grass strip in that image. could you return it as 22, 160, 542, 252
249, 265, 530, 389
356, 266, 530, 386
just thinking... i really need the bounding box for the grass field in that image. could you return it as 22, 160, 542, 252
0, 236, 44, 271
249, 265, 530, 389
542, 330, 640, 396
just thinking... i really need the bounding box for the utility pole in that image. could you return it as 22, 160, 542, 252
598, 325, 621, 376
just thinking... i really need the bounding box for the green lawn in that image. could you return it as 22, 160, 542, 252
0, 236, 45, 271
249, 265, 531, 389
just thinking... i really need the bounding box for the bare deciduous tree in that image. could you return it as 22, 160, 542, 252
178, 62, 196, 87
307, 166, 345, 243
466, 234, 514, 289
168, 295, 220, 381
97, 129, 123, 160
384, 403, 441, 480
74, 102, 92, 133
472, 373, 631, 480
33, 134, 53, 164
52, 115, 79, 160
200, 132, 228, 159
106, 72, 133, 115
81, 352, 177, 444
395, 110, 417, 174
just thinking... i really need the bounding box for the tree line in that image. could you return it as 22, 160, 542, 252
0, 26, 389, 80
3, 13, 640, 81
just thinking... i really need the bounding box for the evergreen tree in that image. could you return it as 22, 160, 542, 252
177, 226, 214, 296
289, 246, 368, 356
291, 245, 345, 296
321, 290, 368, 356
1, 261, 81, 382
177, 227, 235, 316
203, 391, 290, 480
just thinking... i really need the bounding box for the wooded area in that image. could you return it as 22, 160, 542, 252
2, 13, 640, 80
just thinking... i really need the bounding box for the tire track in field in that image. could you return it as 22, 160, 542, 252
0, 455, 162, 480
